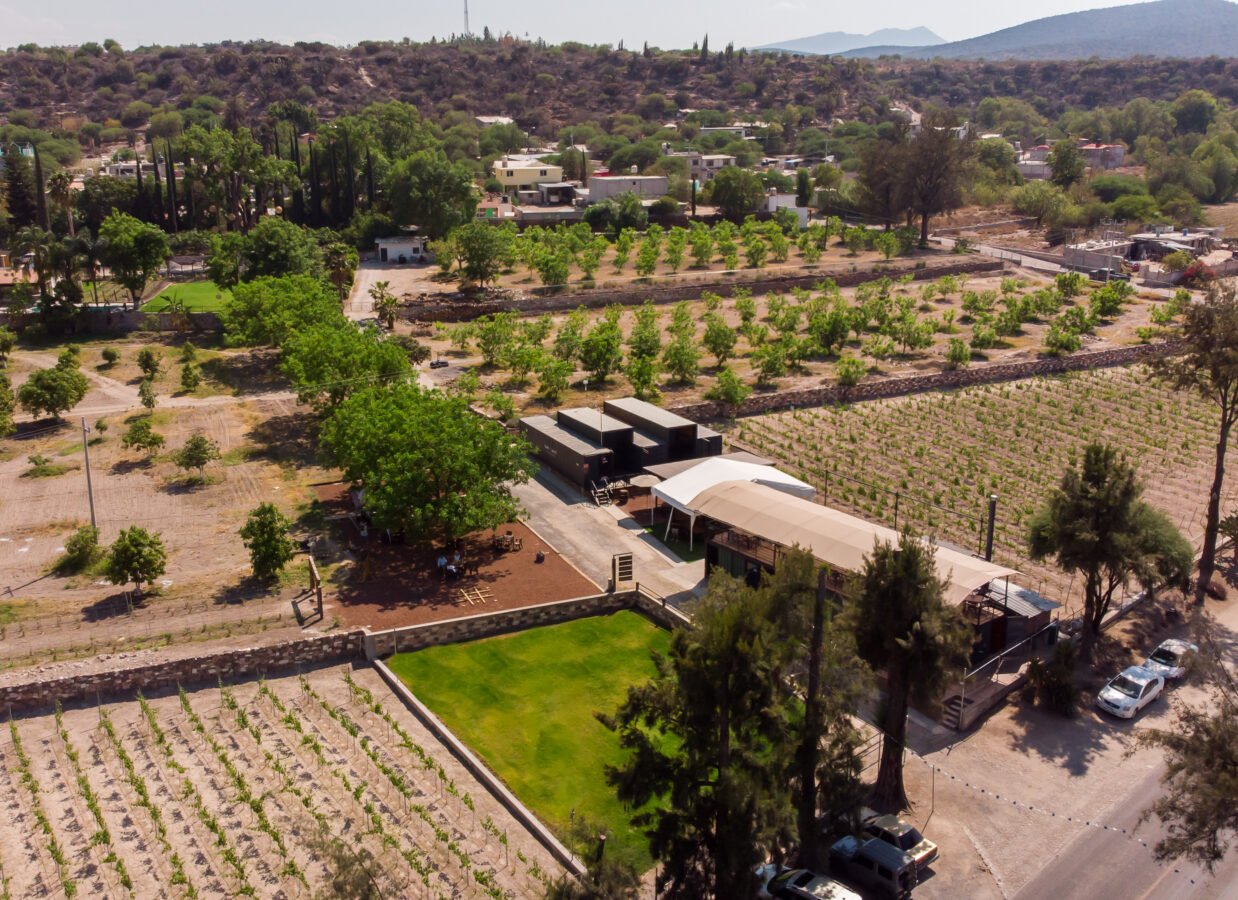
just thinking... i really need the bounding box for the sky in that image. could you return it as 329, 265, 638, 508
2, 0, 1157, 51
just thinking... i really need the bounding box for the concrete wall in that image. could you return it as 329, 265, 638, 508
0, 631, 365, 711
0, 309, 223, 334
670, 341, 1179, 422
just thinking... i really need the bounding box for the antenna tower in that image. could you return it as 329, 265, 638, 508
464, 0, 470, 36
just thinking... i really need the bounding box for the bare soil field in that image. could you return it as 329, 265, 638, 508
0, 664, 562, 899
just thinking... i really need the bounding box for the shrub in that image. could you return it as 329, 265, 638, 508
705, 366, 752, 407
945, 337, 971, 369
180, 364, 201, 392
102, 347, 120, 366
136, 347, 162, 378
58, 525, 102, 573
835, 354, 867, 386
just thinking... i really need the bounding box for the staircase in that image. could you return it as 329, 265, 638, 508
591, 481, 613, 507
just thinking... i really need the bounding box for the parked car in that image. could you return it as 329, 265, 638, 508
756, 865, 862, 900
829, 835, 917, 898
1095, 665, 1164, 719
1141, 638, 1198, 681
863, 814, 939, 873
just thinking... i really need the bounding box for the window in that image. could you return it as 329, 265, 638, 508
540, 169, 547, 176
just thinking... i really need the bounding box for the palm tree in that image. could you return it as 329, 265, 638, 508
325, 243, 358, 304
14, 226, 56, 303
47, 170, 75, 237
368, 279, 400, 328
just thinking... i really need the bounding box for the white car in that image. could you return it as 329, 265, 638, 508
1096, 665, 1165, 719
1141, 638, 1198, 681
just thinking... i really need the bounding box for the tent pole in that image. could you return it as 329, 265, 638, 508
689, 514, 694, 552
664, 509, 674, 541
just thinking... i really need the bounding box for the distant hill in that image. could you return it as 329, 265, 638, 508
755, 27, 943, 55
840, 0, 1238, 59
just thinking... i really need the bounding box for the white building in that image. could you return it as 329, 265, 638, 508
587, 174, 669, 202
374, 236, 431, 264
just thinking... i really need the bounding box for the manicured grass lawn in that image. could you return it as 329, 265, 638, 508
143, 281, 231, 312
388, 611, 671, 871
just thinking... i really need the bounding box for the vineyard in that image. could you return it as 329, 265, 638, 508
0, 666, 561, 899
731, 366, 1222, 609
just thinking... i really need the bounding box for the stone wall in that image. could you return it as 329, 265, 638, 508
670, 341, 1180, 421
0, 631, 365, 712
363, 588, 688, 659
0, 309, 222, 334
405, 258, 1005, 323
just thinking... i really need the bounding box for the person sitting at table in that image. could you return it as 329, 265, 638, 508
436, 554, 448, 578
452, 550, 461, 567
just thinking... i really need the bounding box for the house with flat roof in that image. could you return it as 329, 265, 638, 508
493, 157, 564, 194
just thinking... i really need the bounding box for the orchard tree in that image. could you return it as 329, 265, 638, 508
105, 526, 168, 596
239, 502, 296, 580
1152, 281, 1238, 605
320, 382, 535, 544
17, 366, 89, 421
173, 433, 222, 480
1028, 443, 1193, 660
138, 378, 157, 410
579, 312, 624, 383
847, 530, 973, 811
0, 373, 14, 438
121, 418, 166, 455
99, 211, 170, 308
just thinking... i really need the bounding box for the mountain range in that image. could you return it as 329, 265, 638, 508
755, 27, 943, 55
772, 0, 1238, 60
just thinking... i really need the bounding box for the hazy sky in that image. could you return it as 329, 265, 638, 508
3, 0, 1150, 51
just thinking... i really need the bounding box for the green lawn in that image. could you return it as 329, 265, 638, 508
387, 611, 671, 871
143, 281, 231, 312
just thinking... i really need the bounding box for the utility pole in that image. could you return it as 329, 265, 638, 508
81, 417, 97, 530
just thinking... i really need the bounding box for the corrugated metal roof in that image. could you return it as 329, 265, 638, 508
986, 582, 1059, 617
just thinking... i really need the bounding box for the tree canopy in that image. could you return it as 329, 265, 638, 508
99, 211, 170, 308
105, 526, 168, 595
220, 274, 340, 347
319, 382, 535, 543
1028, 443, 1192, 659
279, 322, 412, 413
386, 150, 476, 239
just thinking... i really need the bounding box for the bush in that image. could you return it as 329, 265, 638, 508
945, 337, 971, 369
835, 354, 867, 386
57, 525, 102, 574
705, 366, 752, 407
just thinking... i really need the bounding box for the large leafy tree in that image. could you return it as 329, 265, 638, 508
1028, 443, 1193, 660
319, 382, 534, 544
903, 113, 969, 244
707, 166, 765, 218
280, 322, 412, 413
242, 216, 324, 280
220, 274, 339, 347
99, 211, 169, 308
451, 221, 511, 285
1048, 139, 1086, 189
846, 530, 973, 812
385, 150, 476, 239
17, 365, 89, 421
1152, 281, 1238, 605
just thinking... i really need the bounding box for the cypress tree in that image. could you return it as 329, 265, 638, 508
271, 126, 285, 217
149, 145, 164, 229
365, 148, 375, 210
165, 139, 179, 233
308, 140, 320, 227
327, 140, 339, 227
2, 145, 39, 229
342, 131, 356, 220
291, 131, 305, 224
181, 145, 195, 229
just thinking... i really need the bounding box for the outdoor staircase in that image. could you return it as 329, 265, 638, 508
591, 482, 613, 506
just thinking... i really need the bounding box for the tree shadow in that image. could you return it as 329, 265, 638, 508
159, 476, 209, 495
198, 347, 284, 394
1002, 692, 1116, 777
81, 591, 147, 622
110, 457, 152, 475
246, 412, 319, 469
209, 574, 279, 606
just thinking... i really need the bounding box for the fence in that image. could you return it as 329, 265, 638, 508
942, 620, 1059, 731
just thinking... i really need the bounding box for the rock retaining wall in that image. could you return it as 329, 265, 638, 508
0, 631, 365, 711
364, 588, 689, 659
671, 341, 1180, 422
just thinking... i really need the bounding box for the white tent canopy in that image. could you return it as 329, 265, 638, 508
651, 459, 816, 549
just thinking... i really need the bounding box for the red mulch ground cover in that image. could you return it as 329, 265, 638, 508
322, 515, 601, 630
